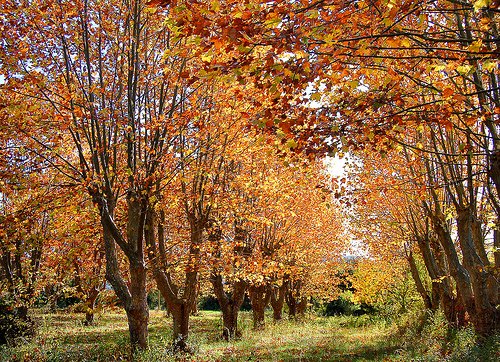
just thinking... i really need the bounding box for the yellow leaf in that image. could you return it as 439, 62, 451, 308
456, 65, 472, 75
474, 0, 492, 10
311, 92, 321, 101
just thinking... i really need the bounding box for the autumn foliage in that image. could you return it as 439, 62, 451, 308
1, 0, 500, 355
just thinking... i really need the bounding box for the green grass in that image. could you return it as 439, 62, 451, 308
0, 309, 498, 361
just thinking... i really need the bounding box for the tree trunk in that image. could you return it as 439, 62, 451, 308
430, 210, 475, 322
44, 284, 58, 312
84, 288, 100, 326
213, 275, 247, 340
170, 302, 190, 351
221, 302, 241, 340
408, 251, 434, 311
286, 279, 303, 319
456, 206, 500, 338
287, 293, 297, 319
249, 284, 270, 329
270, 282, 287, 323
125, 261, 149, 351
297, 296, 307, 317
96, 192, 150, 352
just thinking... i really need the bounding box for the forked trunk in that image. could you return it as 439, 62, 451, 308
286, 292, 297, 318
249, 285, 270, 330
270, 282, 287, 322
221, 303, 240, 340
170, 302, 191, 351
212, 274, 246, 340
456, 206, 500, 338
297, 296, 307, 317
96, 192, 150, 352
84, 290, 99, 325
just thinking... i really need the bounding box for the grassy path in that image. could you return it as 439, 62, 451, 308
1, 310, 402, 361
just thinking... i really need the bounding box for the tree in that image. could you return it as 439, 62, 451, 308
1, 0, 200, 350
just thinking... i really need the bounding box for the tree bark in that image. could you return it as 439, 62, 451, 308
286, 279, 303, 320
456, 206, 500, 338
408, 251, 434, 311
297, 296, 307, 317
249, 284, 270, 329
97, 194, 149, 352
84, 288, 100, 325
269, 281, 287, 322
169, 301, 190, 351
212, 274, 247, 340
125, 261, 149, 351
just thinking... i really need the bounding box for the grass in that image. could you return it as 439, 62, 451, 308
0, 309, 498, 361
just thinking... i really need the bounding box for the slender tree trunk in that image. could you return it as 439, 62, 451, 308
286, 293, 297, 319
408, 251, 434, 311
286, 279, 303, 319
44, 284, 58, 312
84, 288, 100, 325
98, 195, 150, 352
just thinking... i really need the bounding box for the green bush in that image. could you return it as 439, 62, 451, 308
0, 299, 36, 346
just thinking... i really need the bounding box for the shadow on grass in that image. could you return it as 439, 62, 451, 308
256, 343, 400, 362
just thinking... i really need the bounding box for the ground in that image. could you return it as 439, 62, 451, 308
0, 309, 497, 361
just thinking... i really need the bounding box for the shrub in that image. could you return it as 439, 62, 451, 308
0, 299, 36, 346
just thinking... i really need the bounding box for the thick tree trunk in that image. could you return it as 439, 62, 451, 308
423, 233, 464, 325
249, 284, 270, 329
430, 211, 475, 318
270, 282, 287, 323
154, 269, 197, 351
212, 274, 246, 340
125, 261, 149, 351
456, 206, 500, 338
170, 302, 190, 351
221, 302, 241, 340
